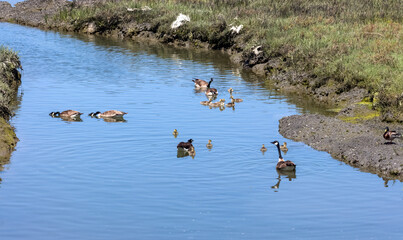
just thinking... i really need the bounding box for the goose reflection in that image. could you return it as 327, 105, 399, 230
177, 147, 196, 159
271, 169, 296, 191
101, 117, 127, 123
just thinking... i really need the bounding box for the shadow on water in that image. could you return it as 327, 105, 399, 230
271, 169, 297, 191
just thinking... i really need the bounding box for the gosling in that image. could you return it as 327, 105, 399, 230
260, 144, 267, 152
206, 139, 213, 149
209, 99, 225, 107
173, 129, 178, 138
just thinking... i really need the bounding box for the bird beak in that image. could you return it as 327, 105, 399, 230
270, 141, 276, 144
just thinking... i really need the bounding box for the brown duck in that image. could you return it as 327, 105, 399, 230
383, 127, 402, 143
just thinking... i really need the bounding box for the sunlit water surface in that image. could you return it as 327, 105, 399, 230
0, 23, 402, 240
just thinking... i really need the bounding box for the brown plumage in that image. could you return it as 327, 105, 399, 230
91, 110, 127, 118
271, 140, 296, 171
209, 99, 225, 107
177, 139, 194, 152
383, 127, 402, 143
226, 96, 235, 107
50, 110, 83, 118
192, 78, 212, 88
200, 98, 213, 105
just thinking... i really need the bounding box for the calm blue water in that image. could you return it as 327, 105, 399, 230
0, 22, 402, 240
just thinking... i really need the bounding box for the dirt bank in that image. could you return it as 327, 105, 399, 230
0, 46, 22, 173
279, 114, 403, 180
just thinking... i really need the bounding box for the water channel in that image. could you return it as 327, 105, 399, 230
0, 22, 402, 239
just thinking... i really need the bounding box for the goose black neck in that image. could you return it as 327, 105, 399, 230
276, 144, 283, 159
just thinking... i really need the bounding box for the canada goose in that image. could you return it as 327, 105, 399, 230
206, 139, 213, 149
173, 129, 178, 138
209, 99, 225, 107
50, 110, 83, 119
205, 78, 218, 96
226, 96, 236, 107
192, 78, 212, 89
280, 142, 288, 152
260, 144, 267, 152
271, 140, 296, 171
383, 127, 402, 144
89, 110, 127, 118
228, 88, 234, 94
177, 139, 194, 152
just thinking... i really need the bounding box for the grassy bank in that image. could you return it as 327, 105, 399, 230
0, 46, 21, 162
50, 0, 402, 119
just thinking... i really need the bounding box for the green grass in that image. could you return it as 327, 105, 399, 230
0, 45, 21, 107
51, 0, 402, 105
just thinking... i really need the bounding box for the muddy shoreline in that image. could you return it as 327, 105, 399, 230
1, 0, 402, 180
279, 114, 403, 180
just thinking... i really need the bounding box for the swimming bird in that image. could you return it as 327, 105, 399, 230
260, 144, 267, 153
233, 97, 243, 103
200, 97, 213, 106
89, 110, 127, 118
228, 88, 234, 94
280, 142, 288, 152
226, 96, 236, 107
188, 146, 196, 159
192, 78, 212, 89
50, 110, 83, 119
206, 139, 213, 149
177, 139, 194, 152
383, 127, 402, 144
205, 78, 218, 96
271, 140, 296, 171
173, 129, 179, 138
209, 99, 225, 107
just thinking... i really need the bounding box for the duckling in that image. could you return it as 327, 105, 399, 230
50, 110, 83, 119
188, 146, 196, 159
89, 110, 127, 118
200, 98, 213, 106
173, 129, 178, 138
209, 99, 225, 107
280, 142, 288, 152
226, 96, 236, 107
233, 97, 243, 103
271, 141, 296, 171
205, 78, 218, 96
228, 88, 234, 95
260, 144, 267, 153
383, 127, 402, 144
192, 78, 212, 89
177, 139, 194, 152
206, 139, 213, 149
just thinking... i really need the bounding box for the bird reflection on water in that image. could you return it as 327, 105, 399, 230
271, 169, 296, 191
